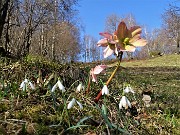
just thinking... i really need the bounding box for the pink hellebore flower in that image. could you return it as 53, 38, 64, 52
90, 65, 107, 83
97, 32, 119, 58
115, 21, 147, 52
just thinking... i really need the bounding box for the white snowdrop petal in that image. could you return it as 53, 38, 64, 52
57, 80, 65, 92
76, 83, 82, 92
102, 85, 108, 95
124, 86, 130, 93
119, 96, 131, 109
23, 84, 26, 91
105, 87, 109, 95
67, 98, 76, 109
76, 100, 83, 109
51, 83, 57, 92
129, 87, 135, 94
102, 88, 105, 95
24, 79, 28, 83
121, 96, 127, 108
20, 81, 25, 89
126, 97, 132, 108
29, 82, 35, 90
119, 100, 123, 109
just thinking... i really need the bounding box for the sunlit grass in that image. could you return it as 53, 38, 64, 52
121, 54, 180, 67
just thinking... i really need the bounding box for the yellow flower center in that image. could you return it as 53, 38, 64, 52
123, 38, 130, 45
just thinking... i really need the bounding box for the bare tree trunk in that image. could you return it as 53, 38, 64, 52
177, 39, 180, 54
0, 0, 10, 46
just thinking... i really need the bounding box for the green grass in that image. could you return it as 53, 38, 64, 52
121, 54, 180, 67
0, 54, 179, 135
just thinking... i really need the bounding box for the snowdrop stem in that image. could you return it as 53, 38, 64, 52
85, 75, 91, 94
100, 79, 105, 86
51, 92, 57, 110
63, 96, 70, 127
59, 95, 70, 127
122, 91, 125, 96
95, 52, 123, 103
67, 80, 80, 91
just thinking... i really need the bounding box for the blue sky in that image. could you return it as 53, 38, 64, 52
78, 0, 179, 39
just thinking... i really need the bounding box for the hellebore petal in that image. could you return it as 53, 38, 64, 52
130, 27, 142, 37
116, 21, 128, 40
99, 32, 113, 39
90, 65, 107, 83
119, 96, 132, 109
103, 46, 114, 58
102, 85, 109, 95
131, 38, 147, 47
125, 45, 136, 52
97, 38, 108, 47
90, 70, 98, 82
67, 98, 76, 109
93, 65, 107, 75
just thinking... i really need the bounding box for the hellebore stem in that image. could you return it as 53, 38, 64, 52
94, 51, 123, 103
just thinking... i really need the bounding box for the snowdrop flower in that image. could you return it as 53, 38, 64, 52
51, 80, 65, 93
124, 86, 135, 94
102, 85, 109, 95
67, 98, 83, 110
119, 96, 132, 109
76, 83, 84, 92
20, 79, 35, 91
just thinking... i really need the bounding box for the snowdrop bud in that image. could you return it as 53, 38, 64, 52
102, 85, 109, 95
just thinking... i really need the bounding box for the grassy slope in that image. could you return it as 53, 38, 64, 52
121, 54, 180, 67
0, 54, 179, 135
